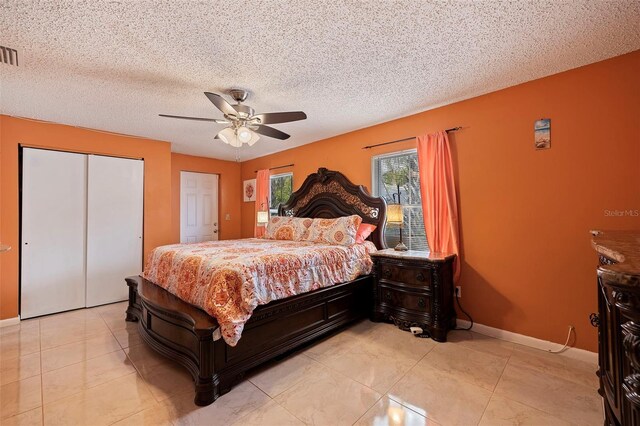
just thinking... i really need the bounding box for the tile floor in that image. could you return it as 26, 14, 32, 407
1, 302, 603, 425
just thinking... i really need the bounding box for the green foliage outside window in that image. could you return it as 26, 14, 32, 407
270, 173, 293, 214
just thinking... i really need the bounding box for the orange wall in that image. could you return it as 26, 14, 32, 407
0, 116, 176, 320
241, 51, 640, 351
171, 153, 242, 242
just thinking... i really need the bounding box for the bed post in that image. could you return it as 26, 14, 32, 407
125, 277, 140, 322
194, 336, 219, 405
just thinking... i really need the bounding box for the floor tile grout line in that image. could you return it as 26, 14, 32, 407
105, 400, 154, 426
507, 349, 599, 389
295, 350, 385, 396
39, 328, 115, 352
276, 401, 308, 426
41, 353, 135, 407
485, 392, 575, 424
454, 340, 516, 362
421, 341, 514, 396
121, 343, 189, 408
492, 352, 599, 422
379, 345, 438, 422
41, 347, 123, 375
507, 355, 600, 393
254, 328, 435, 424
258, 329, 406, 424
250, 352, 368, 401
232, 387, 288, 425
491, 378, 576, 421
104, 377, 167, 426
386, 340, 436, 391
301, 334, 436, 398
42, 370, 141, 414
351, 392, 384, 426
476, 351, 513, 425
38, 306, 125, 372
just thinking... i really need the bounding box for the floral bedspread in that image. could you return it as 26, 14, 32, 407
142, 238, 377, 346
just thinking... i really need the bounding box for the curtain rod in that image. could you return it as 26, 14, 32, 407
254, 163, 294, 173
362, 127, 462, 150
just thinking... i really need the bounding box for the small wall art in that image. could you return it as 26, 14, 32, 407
243, 179, 256, 202
535, 118, 551, 150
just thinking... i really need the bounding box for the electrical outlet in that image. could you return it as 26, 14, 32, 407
225, 213, 231, 221
455, 286, 461, 298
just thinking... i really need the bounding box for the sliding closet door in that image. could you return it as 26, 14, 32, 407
21, 148, 87, 319
86, 155, 143, 307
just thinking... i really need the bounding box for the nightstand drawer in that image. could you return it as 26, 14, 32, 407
377, 263, 431, 288
379, 284, 430, 313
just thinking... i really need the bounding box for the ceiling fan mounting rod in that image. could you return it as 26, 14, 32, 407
228, 88, 249, 104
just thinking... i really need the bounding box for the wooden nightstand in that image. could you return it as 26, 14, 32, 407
370, 249, 456, 342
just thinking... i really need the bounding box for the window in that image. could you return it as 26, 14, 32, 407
269, 173, 293, 215
372, 149, 429, 251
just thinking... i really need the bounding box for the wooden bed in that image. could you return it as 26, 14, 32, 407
125, 168, 387, 406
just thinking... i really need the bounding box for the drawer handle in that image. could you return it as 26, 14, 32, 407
382, 268, 392, 278
418, 297, 426, 308
385, 292, 392, 300
416, 272, 426, 282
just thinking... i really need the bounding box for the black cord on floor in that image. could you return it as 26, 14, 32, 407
454, 288, 474, 331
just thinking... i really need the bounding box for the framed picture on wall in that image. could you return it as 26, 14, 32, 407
535, 118, 551, 149
243, 179, 256, 202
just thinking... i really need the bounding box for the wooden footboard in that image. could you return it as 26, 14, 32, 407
125, 274, 372, 406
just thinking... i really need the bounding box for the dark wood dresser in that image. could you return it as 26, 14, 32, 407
592, 230, 640, 426
370, 249, 456, 341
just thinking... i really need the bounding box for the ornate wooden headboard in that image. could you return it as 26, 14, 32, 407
278, 168, 387, 249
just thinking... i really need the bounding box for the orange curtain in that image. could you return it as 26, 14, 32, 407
254, 169, 270, 237
417, 131, 461, 282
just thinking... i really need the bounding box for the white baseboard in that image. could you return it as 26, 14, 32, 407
457, 320, 598, 365
0, 316, 21, 328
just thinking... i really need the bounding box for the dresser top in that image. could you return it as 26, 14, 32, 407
591, 230, 640, 286
371, 248, 456, 262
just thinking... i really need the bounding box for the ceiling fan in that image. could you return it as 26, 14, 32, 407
159, 89, 307, 147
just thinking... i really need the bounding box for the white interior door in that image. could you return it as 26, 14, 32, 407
86, 155, 144, 307
21, 148, 87, 319
180, 172, 219, 243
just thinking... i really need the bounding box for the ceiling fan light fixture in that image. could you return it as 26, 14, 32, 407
237, 126, 252, 143
247, 131, 260, 146
218, 127, 236, 146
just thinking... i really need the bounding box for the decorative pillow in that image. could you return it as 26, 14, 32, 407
355, 223, 377, 244
304, 215, 362, 246
264, 216, 313, 241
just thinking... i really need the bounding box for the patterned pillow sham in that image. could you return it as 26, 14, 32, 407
304, 215, 362, 246
264, 216, 313, 241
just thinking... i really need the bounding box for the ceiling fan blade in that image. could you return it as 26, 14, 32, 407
159, 114, 228, 124
254, 125, 290, 140
252, 111, 307, 124
204, 92, 237, 116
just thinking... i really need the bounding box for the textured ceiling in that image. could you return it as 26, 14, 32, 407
1, 1, 639, 161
